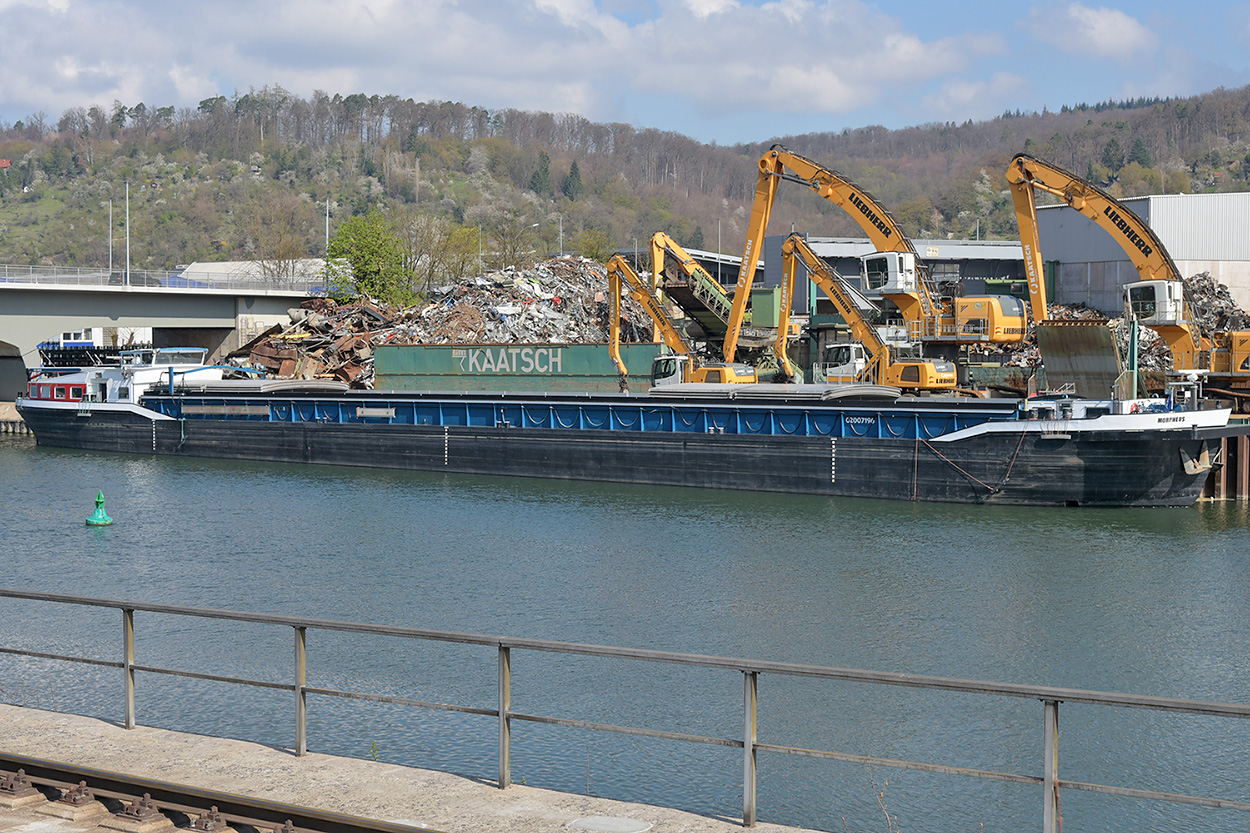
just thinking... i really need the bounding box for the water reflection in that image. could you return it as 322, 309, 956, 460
2, 437, 1249, 831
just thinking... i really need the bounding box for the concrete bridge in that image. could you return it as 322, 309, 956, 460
0, 264, 317, 368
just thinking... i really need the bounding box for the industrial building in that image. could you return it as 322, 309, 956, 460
1036, 191, 1250, 314
677, 236, 1028, 311
757, 236, 1027, 311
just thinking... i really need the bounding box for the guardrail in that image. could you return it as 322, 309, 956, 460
1, 588, 1248, 831
0, 264, 322, 293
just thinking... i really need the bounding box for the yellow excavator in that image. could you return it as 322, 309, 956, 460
606, 254, 758, 388
724, 145, 1027, 365
781, 234, 955, 390
1006, 153, 1250, 387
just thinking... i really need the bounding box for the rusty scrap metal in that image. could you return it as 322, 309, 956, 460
0, 768, 38, 797
60, 780, 96, 806
120, 793, 161, 819
234, 256, 651, 389
190, 805, 229, 831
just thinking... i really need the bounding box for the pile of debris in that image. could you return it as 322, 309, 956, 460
1184, 272, 1250, 333
990, 272, 1250, 371
237, 257, 649, 388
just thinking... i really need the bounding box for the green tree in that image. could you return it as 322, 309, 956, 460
528, 151, 552, 197
1101, 138, 1124, 174
1128, 137, 1153, 168
560, 160, 584, 201
571, 227, 615, 262
327, 211, 412, 305
688, 225, 704, 249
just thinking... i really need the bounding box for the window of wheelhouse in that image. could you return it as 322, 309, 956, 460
39, 384, 52, 399
54, 386, 67, 399
70, 386, 85, 400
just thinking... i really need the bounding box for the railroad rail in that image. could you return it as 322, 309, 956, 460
0, 751, 444, 833
2, 588, 1250, 832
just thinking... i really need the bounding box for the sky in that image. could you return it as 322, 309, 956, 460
1, 0, 1249, 145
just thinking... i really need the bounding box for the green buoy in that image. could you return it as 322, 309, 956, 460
86, 491, 113, 526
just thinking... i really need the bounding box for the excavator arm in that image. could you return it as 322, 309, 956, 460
607, 255, 693, 378
781, 234, 886, 357
1005, 153, 1205, 367
650, 232, 737, 335
726, 145, 943, 361
781, 233, 954, 390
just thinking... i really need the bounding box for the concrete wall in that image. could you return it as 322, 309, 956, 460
1055, 261, 1138, 312
1174, 259, 1250, 311
0, 341, 26, 400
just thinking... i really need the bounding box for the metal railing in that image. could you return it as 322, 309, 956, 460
0, 264, 322, 294
2, 587, 1249, 831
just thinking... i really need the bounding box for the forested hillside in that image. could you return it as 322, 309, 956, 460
1, 83, 1248, 301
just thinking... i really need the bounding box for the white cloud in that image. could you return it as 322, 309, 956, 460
1026, 2, 1158, 62
683, 0, 738, 19
0, 0, 1046, 142
0, 0, 68, 10
922, 73, 1030, 121
628, 1, 1000, 118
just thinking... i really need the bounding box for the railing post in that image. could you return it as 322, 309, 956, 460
743, 670, 758, 827
122, 608, 135, 729
498, 645, 511, 789
1043, 699, 1061, 833
294, 626, 307, 757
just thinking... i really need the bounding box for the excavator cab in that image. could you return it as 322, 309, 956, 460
1126, 280, 1186, 327
862, 252, 919, 294
955, 296, 1027, 341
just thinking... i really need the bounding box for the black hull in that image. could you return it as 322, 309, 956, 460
18, 407, 1212, 507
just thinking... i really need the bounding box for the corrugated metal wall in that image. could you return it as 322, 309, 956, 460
1037, 192, 1250, 261
1144, 193, 1250, 261
1037, 192, 1250, 312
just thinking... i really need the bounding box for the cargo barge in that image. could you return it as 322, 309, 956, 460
15, 348, 1243, 507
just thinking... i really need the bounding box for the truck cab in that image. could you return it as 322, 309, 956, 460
814, 343, 869, 383
651, 355, 758, 387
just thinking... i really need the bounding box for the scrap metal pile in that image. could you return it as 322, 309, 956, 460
1184, 272, 1250, 333
991, 272, 1250, 372
239, 257, 649, 388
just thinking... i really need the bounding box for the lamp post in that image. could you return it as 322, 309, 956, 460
558, 213, 563, 255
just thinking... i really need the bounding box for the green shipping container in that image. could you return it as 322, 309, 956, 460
750, 287, 781, 328
375, 343, 664, 393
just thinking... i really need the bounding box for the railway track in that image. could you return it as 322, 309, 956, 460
0, 752, 443, 833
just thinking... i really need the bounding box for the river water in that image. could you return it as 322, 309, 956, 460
2, 433, 1249, 832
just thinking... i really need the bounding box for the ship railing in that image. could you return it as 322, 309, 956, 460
1, 588, 1248, 832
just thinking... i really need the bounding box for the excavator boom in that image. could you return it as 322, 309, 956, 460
1005, 153, 1205, 368
654, 231, 794, 378
607, 255, 692, 377
727, 145, 926, 362
781, 233, 954, 390
729, 145, 1022, 360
